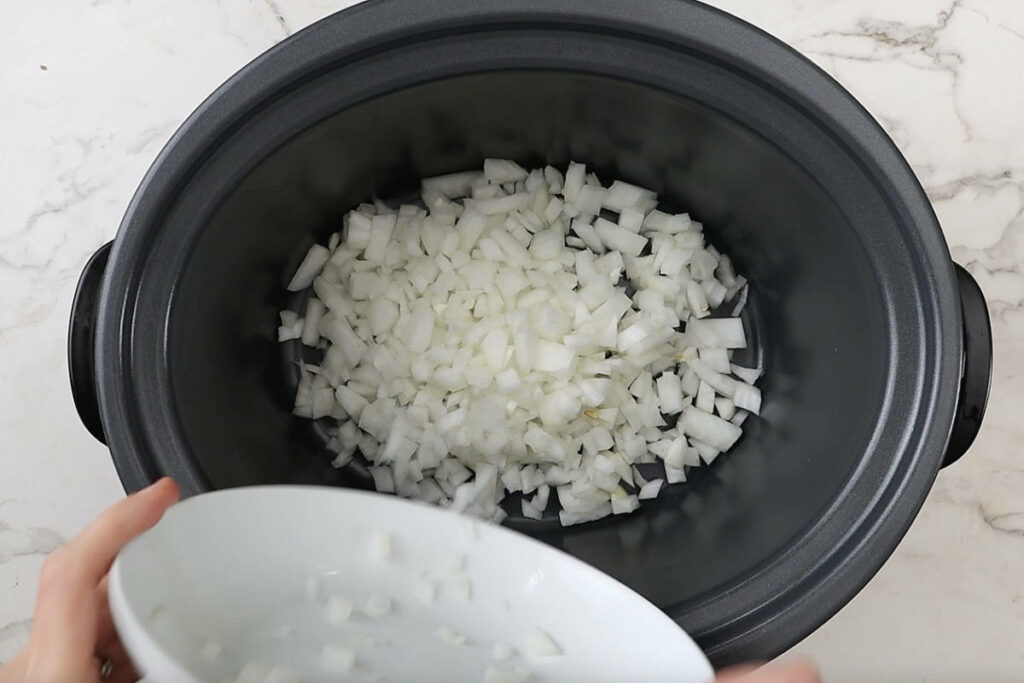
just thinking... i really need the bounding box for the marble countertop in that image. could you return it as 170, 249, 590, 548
1, 1, 1021, 680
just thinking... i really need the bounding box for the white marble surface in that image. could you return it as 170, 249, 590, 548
1, 1, 1021, 680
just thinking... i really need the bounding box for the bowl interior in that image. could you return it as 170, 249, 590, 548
168, 71, 889, 616
110, 487, 713, 683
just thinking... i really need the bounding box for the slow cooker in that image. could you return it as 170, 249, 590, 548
68, 0, 992, 665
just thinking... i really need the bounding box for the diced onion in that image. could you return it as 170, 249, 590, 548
446, 576, 472, 602
369, 531, 392, 562
436, 626, 468, 646
327, 594, 354, 623
287, 244, 331, 291
282, 161, 760, 527
524, 628, 562, 658
638, 479, 664, 500
680, 407, 742, 451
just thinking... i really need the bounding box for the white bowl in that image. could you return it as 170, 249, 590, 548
109, 486, 714, 683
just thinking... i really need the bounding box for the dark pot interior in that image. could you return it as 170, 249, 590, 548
171, 70, 888, 620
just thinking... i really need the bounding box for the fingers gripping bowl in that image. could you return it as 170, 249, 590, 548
70, 0, 991, 666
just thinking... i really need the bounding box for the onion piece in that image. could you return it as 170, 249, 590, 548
594, 217, 647, 257
733, 383, 762, 415
699, 348, 730, 374
524, 628, 562, 658
559, 503, 612, 527
436, 626, 468, 646
369, 531, 392, 562
446, 576, 472, 602
301, 298, 326, 346
484, 158, 529, 183
611, 492, 640, 515
696, 381, 715, 413
287, 244, 331, 291
638, 479, 664, 500
715, 397, 737, 420
277, 311, 303, 342
521, 498, 543, 520
731, 363, 762, 384
686, 318, 746, 348
679, 407, 742, 451
604, 180, 658, 213
327, 594, 354, 623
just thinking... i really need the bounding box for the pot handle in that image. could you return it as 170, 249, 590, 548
941, 264, 992, 467
68, 241, 112, 444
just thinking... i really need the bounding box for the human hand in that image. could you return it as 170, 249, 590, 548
716, 658, 821, 682
0, 478, 180, 683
